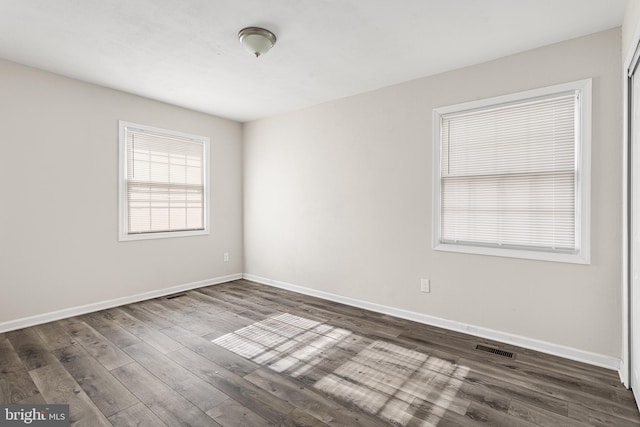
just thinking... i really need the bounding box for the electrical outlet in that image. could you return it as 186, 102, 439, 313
223, 252, 229, 262
420, 278, 430, 293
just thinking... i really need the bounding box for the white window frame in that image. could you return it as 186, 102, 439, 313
432, 79, 591, 264
118, 121, 210, 241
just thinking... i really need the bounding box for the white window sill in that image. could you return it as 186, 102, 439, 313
119, 229, 209, 242
433, 242, 590, 265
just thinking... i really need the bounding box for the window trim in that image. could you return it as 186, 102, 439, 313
118, 120, 210, 242
432, 79, 591, 264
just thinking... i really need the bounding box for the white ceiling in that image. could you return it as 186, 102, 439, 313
0, 0, 628, 122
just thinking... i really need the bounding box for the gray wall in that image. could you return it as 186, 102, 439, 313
0, 59, 243, 324
244, 29, 622, 358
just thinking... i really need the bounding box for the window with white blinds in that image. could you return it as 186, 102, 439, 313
119, 121, 210, 241
433, 80, 591, 264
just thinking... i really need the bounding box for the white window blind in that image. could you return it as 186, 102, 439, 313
433, 80, 591, 263
119, 122, 209, 240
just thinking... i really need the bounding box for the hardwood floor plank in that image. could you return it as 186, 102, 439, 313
508, 399, 590, 426
568, 402, 640, 426
283, 408, 331, 427
192, 288, 280, 319
413, 322, 623, 397
54, 343, 139, 417
300, 308, 400, 342
203, 309, 261, 333
59, 321, 132, 370
29, 362, 112, 426
119, 303, 176, 330
207, 398, 275, 426
400, 325, 625, 401
387, 330, 575, 416
0, 337, 40, 403
199, 309, 265, 340
462, 401, 539, 427
137, 299, 228, 337
167, 293, 228, 315
461, 368, 569, 416
455, 382, 511, 413
396, 326, 620, 417
166, 347, 296, 425
15, 392, 47, 405
111, 362, 219, 427
122, 342, 229, 413
193, 287, 270, 313
0, 371, 41, 404
80, 311, 142, 349
242, 298, 330, 326
34, 321, 76, 350
6, 328, 58, 370
109, 402, 168, 427
516, 352, 625, 395
245, 367, 390, 427
188, 288, 250, 313
457, 356, 637, 421
161, 325, 260, 377
135, 300, 194, 325
104, 307, 183, 354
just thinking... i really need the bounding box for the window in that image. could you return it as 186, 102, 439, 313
119, 121, 210, 241
432, 80, 591, 264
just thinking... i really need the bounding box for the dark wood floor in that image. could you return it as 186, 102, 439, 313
1, 280, 638, 426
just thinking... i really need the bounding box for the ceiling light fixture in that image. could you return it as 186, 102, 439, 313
238, 27, 277, 58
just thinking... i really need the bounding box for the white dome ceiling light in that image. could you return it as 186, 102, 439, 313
238, 27, 277, 58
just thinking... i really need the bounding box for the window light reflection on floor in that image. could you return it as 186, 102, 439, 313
212, 313, 349, 372
212, 313, 469, 426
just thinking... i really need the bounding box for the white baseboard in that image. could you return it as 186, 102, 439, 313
0, 273, 242, 333
243, 273, 621, 372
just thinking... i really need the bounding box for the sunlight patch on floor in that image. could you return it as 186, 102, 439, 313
212, 313, 351, 372
314, 340, 470, 425
212, 313, 469, 426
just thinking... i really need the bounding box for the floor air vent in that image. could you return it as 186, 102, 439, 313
166, 293, 187, 300
475, 344, 515, 359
